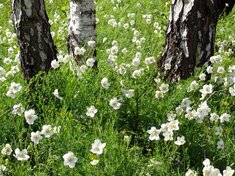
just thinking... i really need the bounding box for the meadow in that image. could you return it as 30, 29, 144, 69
0, 0, 235, 175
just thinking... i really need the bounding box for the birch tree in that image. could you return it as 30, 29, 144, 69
12, 0, 57, 81
68, 0, 96, 62
158, 0, 234, 82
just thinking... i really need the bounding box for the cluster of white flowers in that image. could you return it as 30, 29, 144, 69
147, 119, 182, 144
6, 82, 22, 98
1, 144, 29, 161
155, 83, 169, 99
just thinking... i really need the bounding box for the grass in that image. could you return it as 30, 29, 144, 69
0, 0, 235, 175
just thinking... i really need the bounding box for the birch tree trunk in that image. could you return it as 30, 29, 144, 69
68, 0, 96, 62
12, 0, 57, 81
158, 0, 234, 82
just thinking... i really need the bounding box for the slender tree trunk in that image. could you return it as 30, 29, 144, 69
68, 0, 96, 62
158, 0, 234, 82
12, 0, 57, 81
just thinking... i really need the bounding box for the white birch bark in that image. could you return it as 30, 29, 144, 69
68, 0, 96, 61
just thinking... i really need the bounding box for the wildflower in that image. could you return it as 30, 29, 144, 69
215, 126, 223, 136
199, 73, 206, 81
0, 165, 6, 175
132, 57, 140, 66
162, 131, 173, 141
90, 139, 106, 155
109, 97, 121, 110
41, 125, 53, 138
121, 89, 135, 98
210, 113, 219, 122
220, 113, 230, 123
6, 82, 22, 99
199, 84, 213, 100
51, 59, 60, 69
63, 152, 78, 168
164, 63, 171, 70
217, 139, 224, 149
159, 83, 169, 93
74, 47, 86, 55
90, 159, 99, 165
14, 148, 30, 161
188, 80, 199, 92
0, 67, 6, 76
30, 131, 43, 144
12, 103, 24, 115
145, 57, 155, 65
1, 144, 12, 155
101, 77, 110, 89
147, 127, 161, 141
86, 105, 97, 118
53, 89, 63, 100
185, 169, 197, 176
155, 90, 164, 99
87, 40, 96, 48
180, 98, 192, 108
174, 136, 186, 145
206, 66, 213, 74
210, 55, 222, 64
24, 109, 38, 125
229, 85, 235, 96
86, 58, 96, 67
223, 167, 234, 176
217, 66, 225, 74
132, 69, 142, 78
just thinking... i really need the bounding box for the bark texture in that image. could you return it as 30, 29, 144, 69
68, 0, 96, 61
12, 0, 57, 80
158, 0, 234, 82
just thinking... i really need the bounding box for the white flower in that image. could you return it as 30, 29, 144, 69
74, 47, 86, 55
185, 169, 197, 176
206, 66, 213, 74
188, 80, 199, 92
14, 148, 30, 161
0, 164, 6, 175
210, 113, 219, 122
217, 139, 224, 149
145, 57, 155, 65
109, 97, 121, 110
90, 139, 106, 155
217, 66, 225, 74
215, 126, 223, 136
90, 159, 99, 165
63, 152, 78, 168
220, 113, 230, 123
159, 83, 169, 93
203, 158, 211, 167
164, 63, 171, 70
199, 84, 213, 100
6, 82, 22, 99
0, 66, 6, 76
174, 136, 186, 145
132, 69, 142, 78
223, 166, 234, 176
180, 98, 192, 108
101, 77, 110, 89
162, 131, 174, 141
1, 144, 12, 155
41, 125, 54, 138
147, 127, 160, 141
80, 65, 88, 73
155, 90, 164, 99
229, 85, 235, 96
51, 59, 60, 69
121, 89, 135, 98
24, 109, 38, 125
199, 73, 206, 81
12, 103, 24, 116
86, 58, 96, 67
87, 40, 96, 48
30, 131, 43, 144
53, 89, 63, 100
86, 105, 97, 117
210, 55, 222, 64
132, 57, 140, 66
